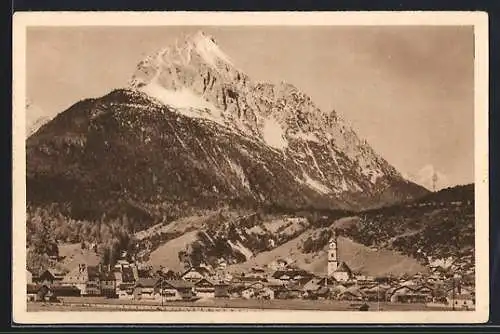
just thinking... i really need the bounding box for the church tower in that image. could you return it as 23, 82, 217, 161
327, 230, 339, 276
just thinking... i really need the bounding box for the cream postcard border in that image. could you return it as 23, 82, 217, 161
12, 11, 489, 324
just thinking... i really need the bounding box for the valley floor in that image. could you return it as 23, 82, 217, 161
27, 297, 457, 312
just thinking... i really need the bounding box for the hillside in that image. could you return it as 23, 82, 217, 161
344, 184, 475, 267
135, 209, 427, 277
135, 184, 473, 278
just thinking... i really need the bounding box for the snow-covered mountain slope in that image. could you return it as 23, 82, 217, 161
129, 31, 427, 203
26, 31, 428, 224
26, 101, 52, 138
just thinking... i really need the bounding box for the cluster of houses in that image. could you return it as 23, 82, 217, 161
26, 260, 475, 310
26, 233, 474, 310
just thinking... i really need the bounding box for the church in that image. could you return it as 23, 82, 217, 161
327, 230, 353, 282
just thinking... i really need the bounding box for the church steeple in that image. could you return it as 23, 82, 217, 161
327, 230, 339, 276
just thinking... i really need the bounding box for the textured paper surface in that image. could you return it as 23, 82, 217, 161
12, 11, 489, 324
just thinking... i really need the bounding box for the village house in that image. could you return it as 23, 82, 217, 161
361, 285, 387, 302
305, 286, 330, 300
316, 276, 336, 287
265, 277, 285, 288
117, 283, 134, 300
301, 277, 322, 296
272, 269, 313, 283
247, 267, 267, 279
61, 264, 88, 295
27, 284, 53, 302
241, 282, 274, 300
241, 281, 266, 299
387, 285, 430, 303
268, 258, 290, 271
274, 283, 303, 300
330, 284, 348, 298
355, 275, 376, 287
228, 284, 247, 298
232, 275, 264, 287
154, 268, 178, 280
158, 280, 195, 301
51, 285, 81, 298
117, 274, 136, 298
331, 262, 353, 282
256, 286, 275, 300
85, 266, 101, 296
181, 266, 213, 282
214, 282, 230, 298
193, 278, 215, 298
337, 286, 364, 301
133, 277, 159, 301
100, 271, 117, 298
446, 292, 475, 310
36, 269, 65, 285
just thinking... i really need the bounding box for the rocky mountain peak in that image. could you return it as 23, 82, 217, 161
26, 32, 429, 225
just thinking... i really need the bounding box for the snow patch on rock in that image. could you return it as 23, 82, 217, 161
302, 172, 331, 194
261, 117, 288, 150
227, 159, 251, 191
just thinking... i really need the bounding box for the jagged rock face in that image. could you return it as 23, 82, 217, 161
26, 31, 428, 222
129, 31, 426, 203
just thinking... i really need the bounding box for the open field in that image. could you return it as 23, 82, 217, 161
27, 297, 456, 312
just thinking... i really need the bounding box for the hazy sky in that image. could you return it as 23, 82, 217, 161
26, 26, 474, 187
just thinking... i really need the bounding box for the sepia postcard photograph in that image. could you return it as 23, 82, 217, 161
12, 11, 489, 324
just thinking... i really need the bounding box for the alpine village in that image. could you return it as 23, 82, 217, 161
26, 31, 475, 311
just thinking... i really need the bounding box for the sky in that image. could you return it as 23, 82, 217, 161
26, 25, 475, 188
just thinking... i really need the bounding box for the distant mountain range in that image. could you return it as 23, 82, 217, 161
404, 164, 451, 191
26, 31, 428, 225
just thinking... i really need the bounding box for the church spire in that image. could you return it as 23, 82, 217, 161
327, 229, 339, 276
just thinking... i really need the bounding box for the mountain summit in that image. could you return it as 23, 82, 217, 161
26, 31, 428, 222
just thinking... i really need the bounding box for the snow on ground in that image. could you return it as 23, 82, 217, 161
190, 31, 234, 68
303, 142, 325, 179
261, 117, 288, 150
139, 83, 224, 120
226, 158, 251, 190
290, 131, 322, 144
302, 172, 331, 194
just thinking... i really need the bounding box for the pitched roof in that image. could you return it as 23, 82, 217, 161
39, 269, 64, 279
181, 266, 212, 277
194, 278, 215, 286
334, 262, 352, 275
62, 266, 88, 283
164, 279, 194, 289
135, 277, 159, 288
316, 286, 330, 295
